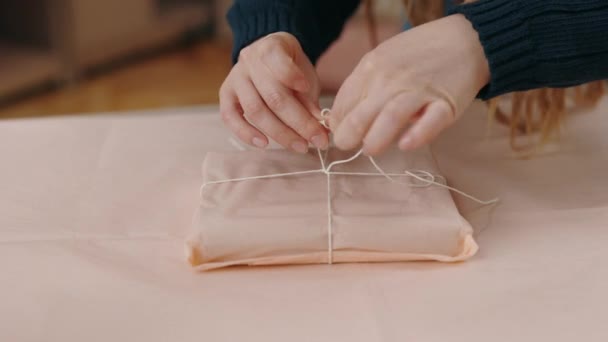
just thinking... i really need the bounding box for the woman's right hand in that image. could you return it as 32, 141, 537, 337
219, 32, 328, 153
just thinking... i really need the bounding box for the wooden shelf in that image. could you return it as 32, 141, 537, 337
159, 2, 210, 29
70, 1, 211, 69
0, 42, 61, 99
0, 0, 212, 101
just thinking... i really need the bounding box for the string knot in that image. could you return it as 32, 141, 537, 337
320, 108, 331, 129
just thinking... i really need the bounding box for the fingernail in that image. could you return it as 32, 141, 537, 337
291, 141, 309, 154
310, 134, 328, 150
252, 137, 267, 148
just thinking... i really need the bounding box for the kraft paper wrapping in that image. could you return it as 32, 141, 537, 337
186, 147, 477, 270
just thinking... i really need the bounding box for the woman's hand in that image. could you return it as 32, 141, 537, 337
219, 32, 328, 153
330, 14, 490, 156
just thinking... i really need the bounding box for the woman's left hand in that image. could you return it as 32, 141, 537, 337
329, 14, 490, 156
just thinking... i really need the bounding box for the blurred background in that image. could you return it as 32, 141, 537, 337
0, 0, 402, 118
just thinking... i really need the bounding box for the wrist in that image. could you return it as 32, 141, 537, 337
452, 14, 491, 93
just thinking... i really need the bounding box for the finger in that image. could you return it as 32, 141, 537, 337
260, 44, 309, 93
233, 76, 309, 154
219, 81, 268, 148
398, 100, 454, 151
329, 52, 379, 130
293, 50, 323, 119
329, 70, 368, 130
362, 91, 426, 156
333, 95, 387, 151
248, 65, 329, 150
296, 91, 322, 121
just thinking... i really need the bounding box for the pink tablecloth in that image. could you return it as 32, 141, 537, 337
1, 99, 607, 342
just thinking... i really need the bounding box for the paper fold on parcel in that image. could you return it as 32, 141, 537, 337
186, 147, 477, 271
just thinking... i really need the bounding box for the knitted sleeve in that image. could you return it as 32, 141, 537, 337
227, 0, 361, 65
451, 0, 608, 99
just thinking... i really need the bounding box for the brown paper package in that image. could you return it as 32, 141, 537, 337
186, 147, 477, 271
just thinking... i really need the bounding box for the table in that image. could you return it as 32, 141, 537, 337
2, 100, 607, 341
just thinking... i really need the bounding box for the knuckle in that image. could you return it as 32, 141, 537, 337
263, 33, 280, 42
238, 48, 247, 61
285, 35, 298, 46
220, 110, 237, 129
383, 101, 405, 122
258, 40, 274, 54
383, 100, 399, 115
260, 36, 285, 54
360, 52, 379, 72
438, 101, 455, 122
270, 32, 296, 48
239, 46, 254, 61
218, 83, 230, 99
259, 45, 281, 64
277, 32, 296, 43
264, 91, 286, 111
241, 100, 265, 118
220, 110, 230, 124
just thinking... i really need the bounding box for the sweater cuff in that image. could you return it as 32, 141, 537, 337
227, 4, 323, 65
450, 0, 537, 100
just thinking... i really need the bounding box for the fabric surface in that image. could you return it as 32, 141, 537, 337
1, 98, 608, 341
188, 147, 476, 270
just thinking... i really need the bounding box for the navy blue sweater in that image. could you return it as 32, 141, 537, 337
227, 0, 608, 100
